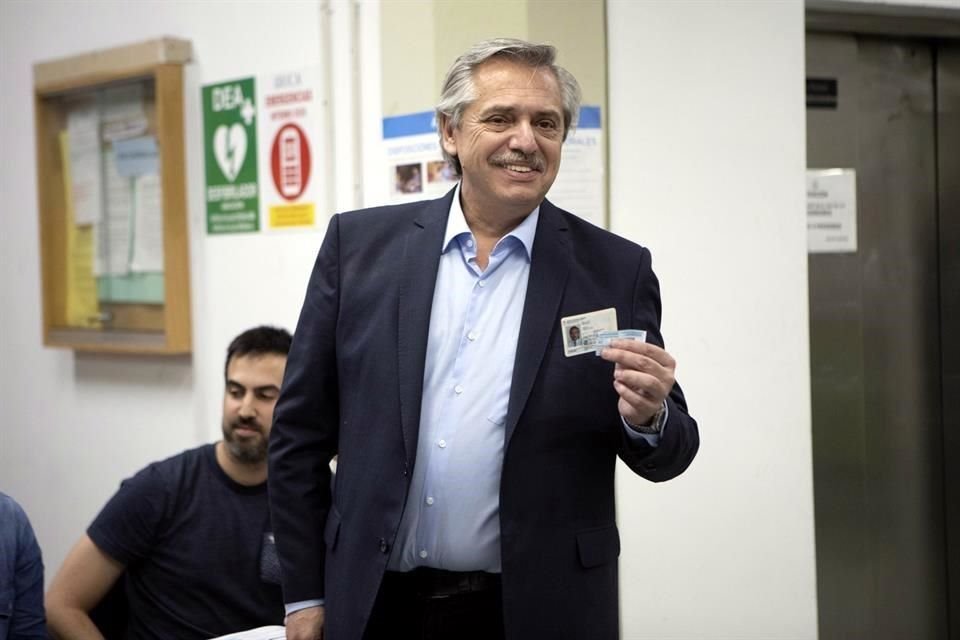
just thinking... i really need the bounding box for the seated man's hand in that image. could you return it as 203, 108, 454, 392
285, 605, 325, 640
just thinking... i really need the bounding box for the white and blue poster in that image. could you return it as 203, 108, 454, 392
382, 106, 606, 228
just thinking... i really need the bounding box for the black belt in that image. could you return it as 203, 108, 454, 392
384, 568, 501, 599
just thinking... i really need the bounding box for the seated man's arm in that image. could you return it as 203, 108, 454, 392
46, 534, 125, 640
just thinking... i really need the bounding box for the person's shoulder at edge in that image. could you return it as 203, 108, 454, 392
0, 492, 45, 639
0, 491, 42, 576
0, 491, 20, 514
0, 492, 34, 530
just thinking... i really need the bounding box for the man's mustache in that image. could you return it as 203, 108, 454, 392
230, 418, 264, 434
490, 152, 545, 172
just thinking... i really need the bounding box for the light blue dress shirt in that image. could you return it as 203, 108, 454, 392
388, 186, 538, 573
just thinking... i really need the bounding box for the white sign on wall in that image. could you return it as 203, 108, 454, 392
807, 168, 857, 253
258, 67, 324, 232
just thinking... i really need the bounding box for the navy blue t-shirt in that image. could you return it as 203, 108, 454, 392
88, 444, 284, 639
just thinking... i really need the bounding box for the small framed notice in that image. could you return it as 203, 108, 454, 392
807, 168, 857, 254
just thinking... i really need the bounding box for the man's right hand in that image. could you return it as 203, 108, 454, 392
285, 605, 325, 640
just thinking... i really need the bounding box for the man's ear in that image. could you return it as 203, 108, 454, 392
439, 115, 457, 157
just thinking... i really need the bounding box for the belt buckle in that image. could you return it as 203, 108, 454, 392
416, 569, 492, 599
418, 568, 453, 600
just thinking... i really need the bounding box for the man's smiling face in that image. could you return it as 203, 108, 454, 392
441, 57, 565, 219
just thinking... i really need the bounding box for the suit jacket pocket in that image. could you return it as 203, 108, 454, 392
576, 524, 620, 569
324, 506, 342, 551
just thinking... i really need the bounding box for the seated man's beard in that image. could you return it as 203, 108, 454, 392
224, 419, 268, 464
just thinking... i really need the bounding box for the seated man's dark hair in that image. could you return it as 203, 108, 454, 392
224, 326, 293, 379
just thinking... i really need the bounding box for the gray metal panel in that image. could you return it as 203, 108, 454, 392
807, 33, 948, 639
856, 37, 946, 639
806, 32, 870, 639
936, 44, 960, 640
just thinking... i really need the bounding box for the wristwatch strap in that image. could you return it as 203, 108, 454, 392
626, 402, 667, 435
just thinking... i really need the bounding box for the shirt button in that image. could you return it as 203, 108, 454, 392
426, 496, 434, 506
454, 384, 464, 394
438, 440, 447, 448
466, 238, 474, 248
379, 538, 389, 553
478, 280, 486, 288
467, 331, 478, 341
419, 549, 428, 559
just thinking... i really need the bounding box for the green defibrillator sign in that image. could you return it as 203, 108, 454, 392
202, 78, 260, 233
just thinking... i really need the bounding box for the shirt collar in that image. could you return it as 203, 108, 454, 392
442, 182, 539, 259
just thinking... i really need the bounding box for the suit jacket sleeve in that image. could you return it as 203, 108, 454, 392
617, 246, 699, 482
268, 215, 341, 603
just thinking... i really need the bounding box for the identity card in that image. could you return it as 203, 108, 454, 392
561, 308, 618, 357
593, 329, 647, 355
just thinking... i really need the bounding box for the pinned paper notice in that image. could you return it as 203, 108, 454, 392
60, 132, 101, 328
130, 174, 164, 272
66, 99, 103, 226
94, 149, 134, 276
208, 626, 286, 640
114, 136, 158, 177
101, 84, 148, 141
807, 169, 857, 253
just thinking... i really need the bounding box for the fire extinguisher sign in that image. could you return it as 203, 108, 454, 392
259, 68, 321, 230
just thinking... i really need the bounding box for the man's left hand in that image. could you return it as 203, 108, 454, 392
600, 340, 676, 426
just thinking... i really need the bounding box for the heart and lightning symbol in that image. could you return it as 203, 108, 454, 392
213, 124, 247, 182
213, 98, 255, 182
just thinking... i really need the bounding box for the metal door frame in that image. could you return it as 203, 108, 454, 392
807, 0, 960, 39
805, 4, 960, 637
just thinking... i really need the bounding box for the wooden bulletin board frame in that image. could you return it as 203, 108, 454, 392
34, 38, 193, 355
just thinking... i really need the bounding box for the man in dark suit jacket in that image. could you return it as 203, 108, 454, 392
269, 38, 699, 640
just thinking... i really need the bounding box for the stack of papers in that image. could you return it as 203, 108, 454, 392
208, 626, 286, 640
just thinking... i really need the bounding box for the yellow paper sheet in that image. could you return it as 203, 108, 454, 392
61, 131, 102, 328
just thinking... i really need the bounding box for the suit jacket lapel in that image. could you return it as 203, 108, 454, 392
504, 200, 570, 448
396, 191, 453, 469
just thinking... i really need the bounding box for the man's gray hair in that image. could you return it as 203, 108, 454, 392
435, 38, 582, 174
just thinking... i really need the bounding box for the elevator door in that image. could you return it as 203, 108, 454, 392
806, 32, 957, 640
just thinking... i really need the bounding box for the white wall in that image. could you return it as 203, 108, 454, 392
0, 0, 332, 584
607, 2, 817, 638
